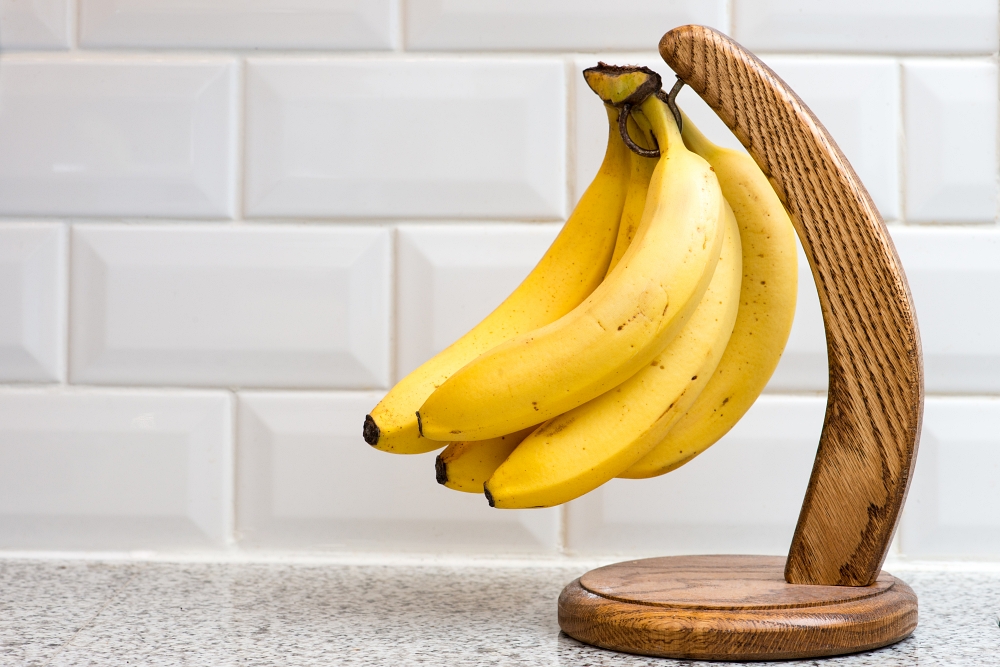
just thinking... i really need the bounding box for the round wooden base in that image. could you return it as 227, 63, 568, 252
558, 555, 917, 661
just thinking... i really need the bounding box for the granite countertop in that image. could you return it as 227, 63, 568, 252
2, 556, 998, 666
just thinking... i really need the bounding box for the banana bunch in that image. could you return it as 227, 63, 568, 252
366, 64, 798, 509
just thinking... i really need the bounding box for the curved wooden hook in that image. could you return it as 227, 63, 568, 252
660, 25, 923, 586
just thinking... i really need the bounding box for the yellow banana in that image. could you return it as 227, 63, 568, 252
484, 200, 742, 509
417, 95, 725, 442
606, 113, 658, 276
364, 104, 630, 454
622, 111, 798, 479
434, 426, 536, 494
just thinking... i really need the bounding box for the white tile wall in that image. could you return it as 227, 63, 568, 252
79, 0, 395, 50
0, 0, 72, 50
891, 227, 1000, 393
0, 388, 232, 550
396, 223, 560, 380
903, 60, 998, 224
406, 0, 727, 52
900, 398, 1000, 558
733, 0, 998, 55
70, 224, 390, 389
244, 58, 566, 220
565, 396, 824, 555
237, 391, 559, 552
0, 1, 997, 559
0, 56, 237, 218
0, 223, 66, 383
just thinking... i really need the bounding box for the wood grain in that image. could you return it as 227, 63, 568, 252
559, 555, 917, 661
659, 25, 923, 587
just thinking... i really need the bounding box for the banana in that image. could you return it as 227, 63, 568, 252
435, 426, 536, 494
417, 95, 725, 442
606, 113, 658, 276
364, 104, 630, 454
484, 199, 742, 509
621, 110, 798, 479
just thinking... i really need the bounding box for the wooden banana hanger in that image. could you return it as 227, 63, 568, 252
558, 25, 922, 661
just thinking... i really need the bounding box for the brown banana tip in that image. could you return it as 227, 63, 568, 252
435, 455, 448, 485
484, 486, 496, 508
415, 411, 423, 436
363, 415, 380, 446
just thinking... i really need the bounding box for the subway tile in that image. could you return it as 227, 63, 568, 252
244, 58, 566, 220
70, 224, 390, 389
762, 56, 900, 221
733, 0, 998, 55
0, 0, 71, 49
0, 388, 231, 549
0, 56, 236, 218
565, 395, 823, 556
891, 227, 1000, 393
237, 391, 559, 552
396, 224, 560, 380
79, 0, 394, 50
900, 398, 1000, 559
0, 223, 65, 383
904, 60, 998, 224
406, 0, 726, 51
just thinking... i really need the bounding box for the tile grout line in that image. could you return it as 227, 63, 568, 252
42, 568, 141, 666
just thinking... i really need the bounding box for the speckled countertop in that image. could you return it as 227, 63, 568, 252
2, 556, 999, 666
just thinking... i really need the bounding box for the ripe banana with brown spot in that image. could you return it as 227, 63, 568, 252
363, 104, 630, 454
417, 94, 725, 443
483, 198, 742, 509
621, 110, 798, 479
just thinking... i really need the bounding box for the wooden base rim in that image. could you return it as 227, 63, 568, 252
558, 555, 917, 661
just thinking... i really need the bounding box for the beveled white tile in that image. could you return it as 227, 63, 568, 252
396, 224, 560, 380
900, 398, 1000, 558
0, 55, 236, 218
0, 388, 231, 549
79, 0, 394, 50
890, 227, 1000, 393
0, 0, 71, 49
237, 391, 559, 552
762, 56, 900, 221
406, 0, 726, 51
572, 54, 747, 206
70, 225, 390, 389
0, 223, 65, 383
765, 223, 828, 393
903, 60, 998, 224
245, 58, 566, 220
733, 0, 998, 55
565, 395, 823, 556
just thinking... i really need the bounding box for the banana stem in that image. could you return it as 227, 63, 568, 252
617, 78, 686, 159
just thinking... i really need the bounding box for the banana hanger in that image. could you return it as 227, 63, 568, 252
559, 25, 922, 661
